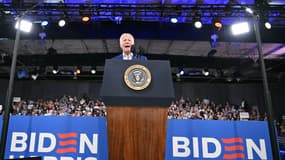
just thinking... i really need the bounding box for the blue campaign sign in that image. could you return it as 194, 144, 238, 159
0, 116, 108, 160
165, 120, 273, 160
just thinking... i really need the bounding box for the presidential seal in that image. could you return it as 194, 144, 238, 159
124, 64, 151, 90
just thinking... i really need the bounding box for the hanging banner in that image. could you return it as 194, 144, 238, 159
165, 119, 272, 160
0, 116, 108, 160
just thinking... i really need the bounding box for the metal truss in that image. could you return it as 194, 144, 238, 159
0, 3, 285, 25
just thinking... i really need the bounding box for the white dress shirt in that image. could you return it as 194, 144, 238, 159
123, 52, 134, 60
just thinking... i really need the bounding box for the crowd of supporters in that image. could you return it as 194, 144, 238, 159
0, 95, 267, 121
167, 96, 267, 121
5, 95, 107, 117
2, 95, 285, 153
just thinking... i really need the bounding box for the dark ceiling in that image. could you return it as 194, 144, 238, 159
0, 0, 285, 83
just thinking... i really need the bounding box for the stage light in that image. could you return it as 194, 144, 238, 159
264, 21, 271, 29
15, 19, 33, 33
58, 18, 66, 27
170, 17, 178, 24
202, 69, 209, 76
81, 15, 90, 23
31, 73, 39, 80
52, 66, 58, 74
91, 69, 96, 74
75, 66, 81, 75
231, 22, 250, 35
3, 10, 11, 14
214, 21, 222, 29
31, 68, 39, 80
90, 67, 96, 74
41, 20, 48, 27
212, 17, 222, 30
194, 19, 202, 29
245, 7, 254, 14
79, 3, 92, 24
178, 68, 185, 76
193, 14, 202, 29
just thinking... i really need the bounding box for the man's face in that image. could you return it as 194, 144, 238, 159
120, 34, 134, 54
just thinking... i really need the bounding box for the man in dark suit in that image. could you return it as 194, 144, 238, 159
112, 33, 147, 60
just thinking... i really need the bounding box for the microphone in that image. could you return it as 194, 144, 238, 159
131, 45, 146, 60
131, 45, 136, 54
131, 45, 140, 60
137, 46, 145, 60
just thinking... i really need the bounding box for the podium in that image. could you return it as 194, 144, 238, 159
100, 59, 174, 160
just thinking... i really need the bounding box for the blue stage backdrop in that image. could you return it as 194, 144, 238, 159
165, 120, 273, 160
0, 116, 108, 160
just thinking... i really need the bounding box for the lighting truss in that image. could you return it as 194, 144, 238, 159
0, 3, 285, 26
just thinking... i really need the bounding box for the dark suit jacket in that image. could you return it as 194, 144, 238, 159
112, 54, 148, 61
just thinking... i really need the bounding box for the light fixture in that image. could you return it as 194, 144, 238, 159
178, 68, 185, 76
90, 67, 96, 74
264, 21, 271, 30
31, 68, 39, 80
31, 73, 39, 80
170, 17, 178, 24
15, 19, 33, 33
81, 15, 90, 23
75, 66, 81, 75
52, 66, 59, 74
41, 20, 48, 27
212, 17, 222, 31
58, 18, 66, 27
194, 20, 202, 29
231, 21, 250, 35
193, 14, 202, 29
245, 7, 254, 14
202, 69, 209, 76
79, 4, 91, 24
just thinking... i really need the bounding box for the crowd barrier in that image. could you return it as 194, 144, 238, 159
165, 119, 272, 160
0, 116, 108, 160
0, 116, 273, 160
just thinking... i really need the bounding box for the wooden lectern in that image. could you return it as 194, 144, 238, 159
100, 59, 174, 160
